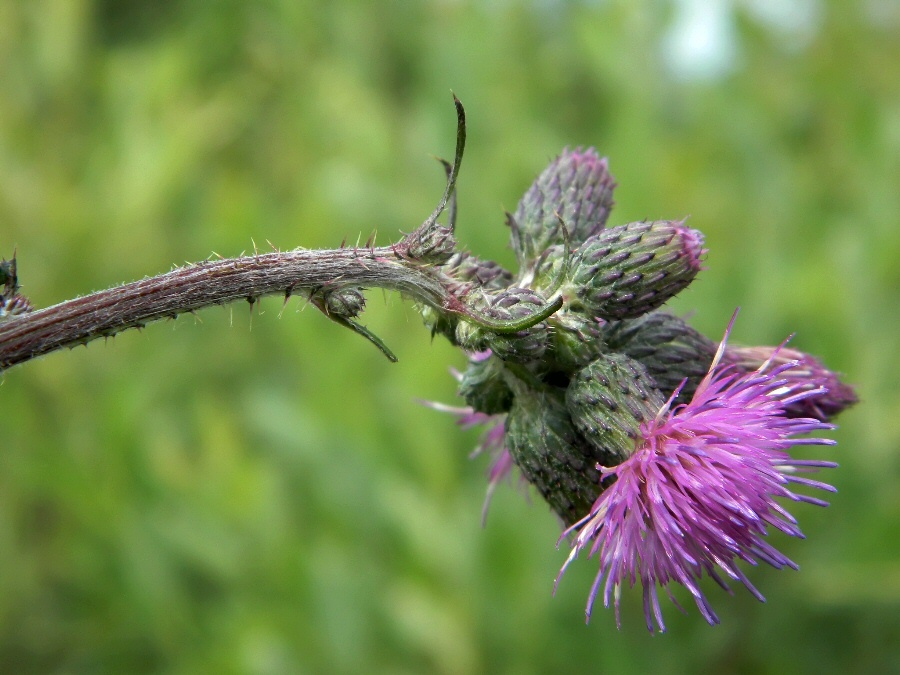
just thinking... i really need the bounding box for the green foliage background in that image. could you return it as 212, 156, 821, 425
1, 1, 898, 673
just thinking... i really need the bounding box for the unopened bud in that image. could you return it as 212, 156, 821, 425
404, 224, 456, 263
323, 287, 366, 318
420, 307, 458, 344
419, 255, 513, 343
546, 310, 604, 373
725, 345, 858, 422
564, 220, 704, 320
457, 354, 514, 415
510, 148, 616, 265
530, 244, 567, 291
0, 294, 33, 319
505, 383, 609, 526
565, 353, 665, 462
456, 288, 550, 363
0, 255, 32, 319
0, 258, 19, 296
603, 312, 717, 403
442, 251, 513, 292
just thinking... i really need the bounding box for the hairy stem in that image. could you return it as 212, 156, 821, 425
0, 247, 423, 369
0, 244, 561, 370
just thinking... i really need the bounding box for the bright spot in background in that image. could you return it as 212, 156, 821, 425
663, 0, 737, 81
662, 0, 824, 81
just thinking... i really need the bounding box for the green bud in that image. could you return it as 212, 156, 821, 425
564, 220, 705, 321
505, 382, 609, 526
323, 287, 366, 318
565, 353, 665, 462
602, 311, 717, 403
510, 148, 616, 266
404, 224, 456, 263
0, 256, 20, 297
0, 255, 32, 319
526, 246, 604, 372
420, 305, 458, 344
529, 244, 567, 291
0, 294, 33, 319
419, 254, 513, 343
456, 287, 549, 363
457, 355, 514, 415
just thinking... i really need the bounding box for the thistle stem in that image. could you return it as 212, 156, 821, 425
0, 244, 560, 370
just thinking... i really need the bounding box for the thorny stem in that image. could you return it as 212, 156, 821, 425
0, 245, 560, 370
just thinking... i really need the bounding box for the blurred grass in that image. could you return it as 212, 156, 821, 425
0, 1, 898, 673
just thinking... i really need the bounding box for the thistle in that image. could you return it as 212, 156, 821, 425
724, 344, 859, 421
423, 127, 856, 631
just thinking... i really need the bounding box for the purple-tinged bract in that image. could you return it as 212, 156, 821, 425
725, 345, 858, 422
556, 316, 838, 632
510, 147, 616, 266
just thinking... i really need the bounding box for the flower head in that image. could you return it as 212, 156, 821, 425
556, 313, 838, 632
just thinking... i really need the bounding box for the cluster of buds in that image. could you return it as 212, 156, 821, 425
422, 147, 856, 632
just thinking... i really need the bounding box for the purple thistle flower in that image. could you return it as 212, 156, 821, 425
555, 312, 838, 633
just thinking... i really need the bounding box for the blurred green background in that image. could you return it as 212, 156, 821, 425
1, 1, 898, 673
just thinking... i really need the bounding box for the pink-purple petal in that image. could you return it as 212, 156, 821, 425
558, 321, 838, 632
